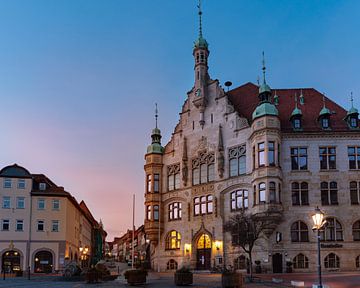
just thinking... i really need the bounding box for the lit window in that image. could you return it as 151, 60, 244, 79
348, 147, 360, 170
52, 199, 60, 210
147, 175, 151, 193
17, 179, 25, 189
259, 183, 266, 203
2, 219, 9, 231
230, 190, 248, 211
37, 199, 45, 210
168, 202, 182, 221
16, 220, 24, 231
4, 178, 11, 188
324, 253, 340, 268
166, 230, 181, 250
37, 220, 44, 231
16, 197, 25, 209
194, 195, 213, 215
291, 182, 309, 206
2, 197, 11, 209
167, 259, 178, 270
52, 220, 59, 232
319, 147, 336, 170
291, 221, 309, 242
291, 147, 308, 170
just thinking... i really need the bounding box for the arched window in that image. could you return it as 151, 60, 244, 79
229, 145, 246, 177
192, 152, 215, 185
269, 182, 276, 203
324, 253, 340, 268
320, 217, 343, 241
259, 183, 266, 203
234, 255, 247, 270
291, 221, 309, 242
291, 182, 309, 206
356, 255, 360, 268
166, 259, 178, 270
352, 220, 360, 241
293, 254, 309, 269
166, 230, 181, 250
321, 181, 338, 205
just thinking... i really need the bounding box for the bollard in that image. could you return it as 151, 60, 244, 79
27, 266, 30, 280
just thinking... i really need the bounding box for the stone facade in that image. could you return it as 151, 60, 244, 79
143, 7, 360, 273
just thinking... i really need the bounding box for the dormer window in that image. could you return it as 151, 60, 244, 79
350, 116, 358, 128
321, 117, 329, 129
39, 183, 46, 191
293, 118, 301, 129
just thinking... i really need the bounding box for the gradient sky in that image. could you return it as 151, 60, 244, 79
0, 0, 359, 240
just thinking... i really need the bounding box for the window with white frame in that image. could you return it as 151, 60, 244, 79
194, 195, 213, 215
258, 143, 265, 166
2, 219, 9, 231
259, 183, 266, 203
348, 147, 360, 169
291, 147, 308, 170
52, 199, 60, 210
17, 179, 25, 189
168, 202, 182, 221
37, 199, 45, 210
16, 220, 24, 231
230, 190, 248, 211
37, 220, 44, 231
229, 145, 246, 177
16, 197, 25, 209
4, 178, 11, 188
319, 147, 336, 170
52, 220, 59, 232
39, 182, 46, 190
2, 196, 10, 209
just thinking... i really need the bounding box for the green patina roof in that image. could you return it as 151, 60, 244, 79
319, 106, 331, 116
259, 82, 271, 94
291, 107, 302, 117
347, 106, 359, 115
194, 36, 208, 49
252, 102, 279, 120
147, 143, 164, 154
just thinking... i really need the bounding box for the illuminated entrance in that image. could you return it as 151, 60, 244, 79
2, 251, 21, 273
34, 251, 53, 273
196, 234, 211, 270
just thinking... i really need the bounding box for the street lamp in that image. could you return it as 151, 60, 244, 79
312, 206, 325, 288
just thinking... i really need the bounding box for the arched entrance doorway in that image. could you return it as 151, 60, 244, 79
2, 250, 21, 273
34, 251, 53, 273
196, 233, 211, 270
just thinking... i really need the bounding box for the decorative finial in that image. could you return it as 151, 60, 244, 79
155, 103, 158, 128
322, 94, 326, 108
351, 92, 354, 108
262, 51, 266, 84
295, 92, 298, 108
197, 0, 203, 38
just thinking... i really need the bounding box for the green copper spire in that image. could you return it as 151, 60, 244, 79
194, 0, 208, 49
259, 51, 271, 94
319, 94, 331, 116
291, 93, 302, 117
347, 92, 358, 115
147, 103, 164, 154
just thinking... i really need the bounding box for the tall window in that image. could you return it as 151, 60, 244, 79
319, 147, 336, 170
324, 253, 340, 268
321, 117, 330, 129
356, 256, 360, 268
154, 174, 160, 193
16, 220, 24, 231
293, 254, 309, 269
229, 145, 246, 177
146, 206, 151, 220
292, 182, 309, 206
321, 182, 338, 205
153, 205, 159, 221
37, 199, 45, 210
146, 174, 151, 193
2, 197, 11, 209
4, 178, 11, 188
194, 195, 213, 215
37, 220, 45, 231
168, 202, 182, 221
268, 142, 275, 166
258, 143, 265, 166
291, 221, 309, 242
52, 220, 59, 232
166, 259, 178, 270
352, 220, 360, 241
2, 219, 9, 231
259, 183, 266, 203
231, 190, 248, 211
320, 217, 343, 241
269, 182, 276, 203
16, 197, 25, 209
291, 147, 308, 170
350, 181, 360, 204
166, 230, 181, 250
168, 164, 180, 191
17, 179, 25, 189
52, 199, 60, 210
348, 147, 360, 169
192, 152, 215, 185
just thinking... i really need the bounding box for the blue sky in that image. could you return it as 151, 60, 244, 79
0, 0, 358, 239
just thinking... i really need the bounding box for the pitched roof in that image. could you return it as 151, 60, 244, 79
228, 82, 351, 133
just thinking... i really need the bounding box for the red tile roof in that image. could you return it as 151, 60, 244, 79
228, 82, 351, 133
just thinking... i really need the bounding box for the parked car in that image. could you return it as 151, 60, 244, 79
127, 261, 132, 267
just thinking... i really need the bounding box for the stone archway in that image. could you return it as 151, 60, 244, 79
2, 250, 21, 273
196, 233, 212, 270
32, 248, 55, 273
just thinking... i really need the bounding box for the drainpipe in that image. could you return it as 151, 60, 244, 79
27, 190, 33, 274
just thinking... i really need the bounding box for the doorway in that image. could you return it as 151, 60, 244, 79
272, 253, 283, 273
2, 250, 21, 273
34, 251, 53, 273
196, 234, 211, 270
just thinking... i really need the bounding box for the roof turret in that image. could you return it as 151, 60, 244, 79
147, 104, 164, 154
194, 0, 208, 49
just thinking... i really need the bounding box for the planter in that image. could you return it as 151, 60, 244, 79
221, 272, 244, 288
85, 270, 101, 283
174, 271, 193, 286
124, 269, 147, 285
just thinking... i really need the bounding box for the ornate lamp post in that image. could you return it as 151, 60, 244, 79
312, 207, 325, 288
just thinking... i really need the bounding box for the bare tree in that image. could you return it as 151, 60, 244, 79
224, 210, 280, 281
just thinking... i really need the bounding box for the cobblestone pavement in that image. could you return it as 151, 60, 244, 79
0, 271, 359, 287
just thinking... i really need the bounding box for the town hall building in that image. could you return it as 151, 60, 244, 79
144, 4, 360, 273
